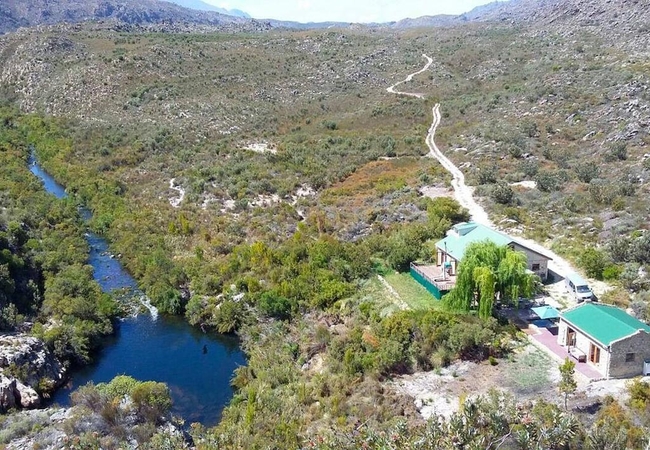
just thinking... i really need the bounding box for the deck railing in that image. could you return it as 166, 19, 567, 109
410, 262, 456, 291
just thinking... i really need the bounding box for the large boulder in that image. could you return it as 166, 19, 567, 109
0, 333, 67, 410
0, 376, 41, 410
16, 381, 41, 408
0, 334, 67, 389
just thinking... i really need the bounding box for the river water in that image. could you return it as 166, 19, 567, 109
29, 157, 246, 426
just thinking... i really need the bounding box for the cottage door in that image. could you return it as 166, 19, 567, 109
589, 344, 601, 364
567, 329, 576, 347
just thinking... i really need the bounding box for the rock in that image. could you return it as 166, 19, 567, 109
16, 381, 41, 408
0, 376, 18, 410
0, 334, 67, 411
0, 334, 66, 390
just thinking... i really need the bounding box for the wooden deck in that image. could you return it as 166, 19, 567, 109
410, 263, 456, 291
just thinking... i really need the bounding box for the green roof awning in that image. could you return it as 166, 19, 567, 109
561, 303, 650, 347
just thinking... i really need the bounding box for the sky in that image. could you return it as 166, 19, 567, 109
205, 0, 500, 23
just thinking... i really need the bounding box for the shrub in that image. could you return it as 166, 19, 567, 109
602, 265, 623, 281
574, 162, 600, 183
535, 170, 564, 192
519, 159, 539, 177
257, 291, 296, 320
477, 164, 498, 184
606, 142, 628, 161
627, 379, 650, 412
213, 299, 245, 333
601, 288, 631, 308
426, 197, 470, 223
131, 381, 172, 424
579, 247, 608, 280
490, 182, 515, 204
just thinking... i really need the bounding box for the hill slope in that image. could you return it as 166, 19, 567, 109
0, 0, 255, 34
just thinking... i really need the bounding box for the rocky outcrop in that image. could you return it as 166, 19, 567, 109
0, 334, 67, 411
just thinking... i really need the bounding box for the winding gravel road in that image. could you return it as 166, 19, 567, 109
387, 55, 611, 295
386, 54, 433, 99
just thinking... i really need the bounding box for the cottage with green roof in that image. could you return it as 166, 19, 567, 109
558, 303, 650, 378
435, 222, 551, 280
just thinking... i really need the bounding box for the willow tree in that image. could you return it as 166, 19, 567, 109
445, 240, 536, 319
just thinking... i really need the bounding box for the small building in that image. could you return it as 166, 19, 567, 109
558, 303, 650, 378
410, 222, 552, 299
435, 222, 551, 281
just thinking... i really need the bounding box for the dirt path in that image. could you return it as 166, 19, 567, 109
425, 103, 492, 227
387, 55, 610, 292
386, 54, 433, 99
378, 275, 409, 310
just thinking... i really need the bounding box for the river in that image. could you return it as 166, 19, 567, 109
29, 156, 246, 426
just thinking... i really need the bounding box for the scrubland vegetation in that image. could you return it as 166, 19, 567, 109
0, 109, 119, 369
1, 2, 650, 446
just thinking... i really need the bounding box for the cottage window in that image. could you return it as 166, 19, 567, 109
626, 353, 635, 362
532, 263, 540, 271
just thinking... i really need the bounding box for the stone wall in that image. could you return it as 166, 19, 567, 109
512, 243, 549, 280
608, 331, 650, 378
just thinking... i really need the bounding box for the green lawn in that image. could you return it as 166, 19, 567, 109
383, 271, 440, 310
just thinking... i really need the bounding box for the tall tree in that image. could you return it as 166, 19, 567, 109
445, 240, 536, 318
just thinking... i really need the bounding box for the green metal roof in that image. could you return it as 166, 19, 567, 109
561, 303, 650, 347
435, 222, 513, 261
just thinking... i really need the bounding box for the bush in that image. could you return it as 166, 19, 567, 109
426, 197, 470, 223
257, 291, 296, 320
574, 162, 600, 183
579, 247, 608, 280
213, 299, 245, 333
535, 170, 565, 192
131, 381, 173, 424
606, 142, 628, 161
601, 288, 631, 308
519, 159, 539, 177
477, 164, 498, 184
602, 265, 623, 281
627, 379, 650, 412
490, 182, 515, 204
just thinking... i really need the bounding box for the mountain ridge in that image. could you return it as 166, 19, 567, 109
164, 0, 250, 18
0, 0, 258, 34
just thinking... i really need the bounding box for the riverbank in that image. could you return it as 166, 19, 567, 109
27, 154, 245, 425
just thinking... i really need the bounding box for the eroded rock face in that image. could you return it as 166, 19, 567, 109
0, 334, 67, 411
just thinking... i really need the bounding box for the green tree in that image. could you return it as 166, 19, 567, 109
559, 357, 577, 410
426, 197, 470, 223
445, 241, 535, 318
579, 247, 608, 280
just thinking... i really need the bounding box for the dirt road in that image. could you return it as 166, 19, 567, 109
386, 54, 433, 99
387, 55, 610, 294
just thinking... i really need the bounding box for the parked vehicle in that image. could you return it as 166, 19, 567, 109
565, 272, 593, 302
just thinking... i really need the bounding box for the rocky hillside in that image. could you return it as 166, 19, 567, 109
392, 0, 650, 52
0, 0, 259, 34
464, 0, 650, 52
